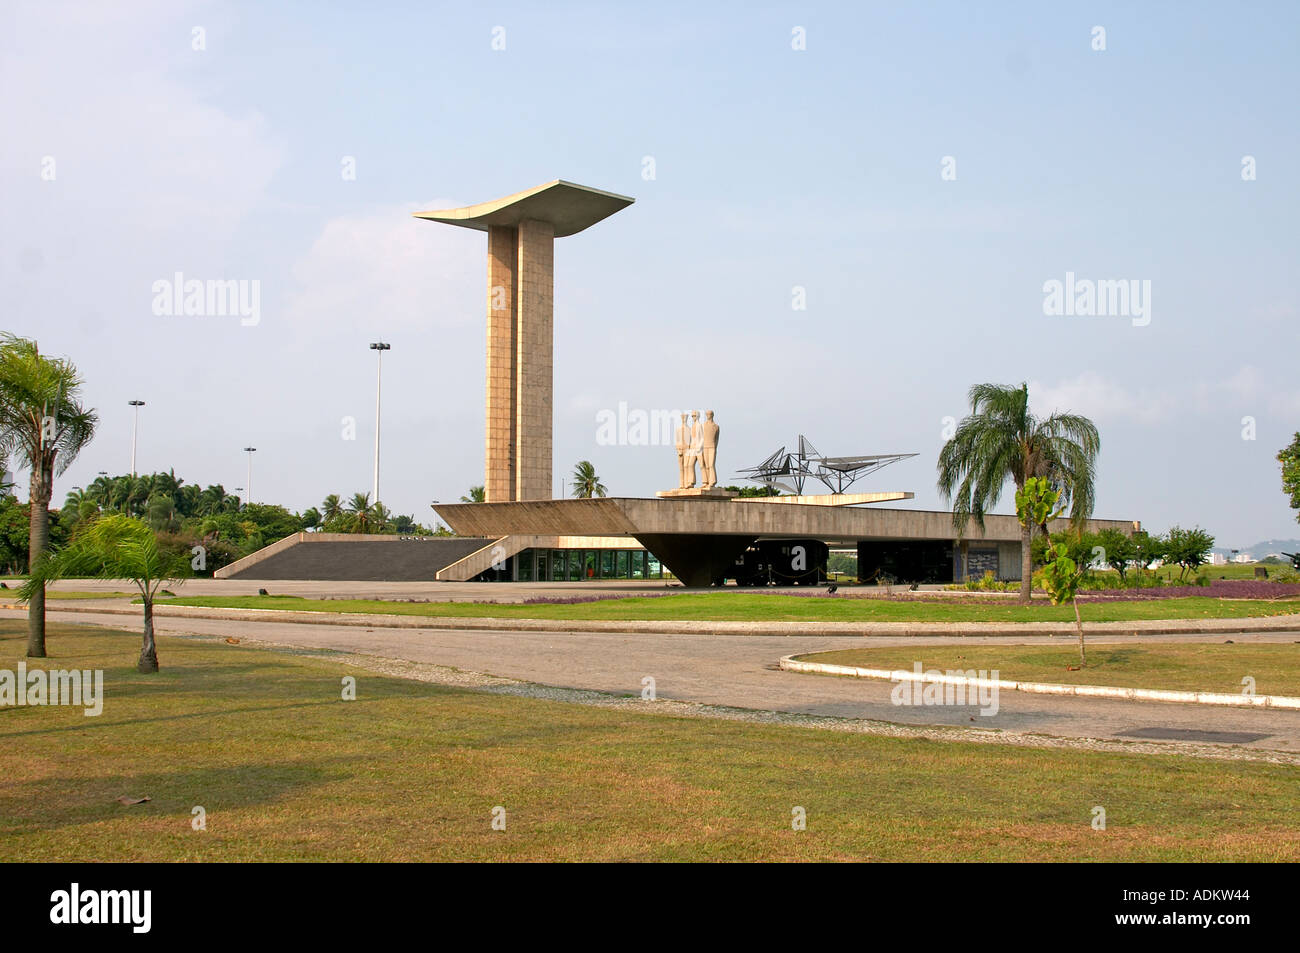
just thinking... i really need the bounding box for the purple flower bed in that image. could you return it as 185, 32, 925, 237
329, 579, 1297, 608
519, 591, 678, 606
1079, 580, 1300, 602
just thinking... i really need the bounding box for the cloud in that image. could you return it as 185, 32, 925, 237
283, 203, 482, 335
1029, 372, 1174, 424
1191, 365, 1300, 417
2, 2, 285, 244
1033, 368, 1300, 426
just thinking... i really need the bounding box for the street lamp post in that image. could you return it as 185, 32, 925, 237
128, 400, 145, 475
243, 448, 257, 504
369, 342, 391, 505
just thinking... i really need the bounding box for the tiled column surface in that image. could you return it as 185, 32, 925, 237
485, 225, 518, 502
514, 218, 555, 501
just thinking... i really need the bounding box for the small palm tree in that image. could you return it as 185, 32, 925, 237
570, 461, 607, 499
460, 485, 485, 503
0, 334, 98, 657
63, 487, 87, 511
345, 491, 374, 533
19, 514, 189, 673
197, 483, 226, 516
938, 383, 1099, 605
175, 482, 201, 517
88, 473, 113, 505
106, 475, 132, 512
321, 493, 343, 526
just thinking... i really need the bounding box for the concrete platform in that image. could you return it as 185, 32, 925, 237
430, 497, 1140, 588
431, 497, 1137, 543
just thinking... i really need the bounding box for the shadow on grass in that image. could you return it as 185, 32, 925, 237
0, 697, 363, 739
0, 759, 341, 835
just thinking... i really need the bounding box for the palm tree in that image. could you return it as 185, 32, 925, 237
0, 334, 98, 657
460, 485, 485, 503
197, 483, 227, 516
321, 493, 343, 528
20, 514, 188, 673
88, 473, 114, 505
175, 482, 201, 518
144, 492, 176, 531
151, 469, 181, 500
105, 475, 132, 512
300, 506, 322, 531
570, 461, 607, 499
344, 491, 374, 533
937, 382, 1099, 604
60, 486, 100, 529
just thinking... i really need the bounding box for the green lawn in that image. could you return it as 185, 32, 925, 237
1200, 562, 1297, 581
0, 588, 132, 601
2, 620, 1299, 861
1078, 563, 1294, 585
152, 591, 1300, 623
796, 643, 1300, 696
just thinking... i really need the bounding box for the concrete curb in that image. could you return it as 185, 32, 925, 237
4, 601, 1300, 638
778, 655, 1300, 710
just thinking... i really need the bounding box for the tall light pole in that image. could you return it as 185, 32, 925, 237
128, 400, 145, 475
369, 342, 391, 504
243, 448, 256, 504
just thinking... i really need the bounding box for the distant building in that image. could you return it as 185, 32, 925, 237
1208, 552, 1227, 565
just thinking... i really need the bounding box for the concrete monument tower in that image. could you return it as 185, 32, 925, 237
415, 180, 634, 501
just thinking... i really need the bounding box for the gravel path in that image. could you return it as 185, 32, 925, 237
18, 605, 1300, 763
185, 630, 1300, 767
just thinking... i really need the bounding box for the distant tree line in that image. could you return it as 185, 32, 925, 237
1030, 525, 1216, 587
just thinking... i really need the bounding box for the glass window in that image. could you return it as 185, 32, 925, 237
616, 551, 629, 578
631, 550, 647, 579
600, 550, 614, 578
551, 550, 566, 581
517, 550, 533, 582
647, 553, 662, 578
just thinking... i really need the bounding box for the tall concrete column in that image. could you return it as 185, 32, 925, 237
415, 180, 634, 504
485, 226, 518, 502
514, 219, 554, 501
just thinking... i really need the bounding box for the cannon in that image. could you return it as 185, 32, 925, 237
1283, 552, 1300, 570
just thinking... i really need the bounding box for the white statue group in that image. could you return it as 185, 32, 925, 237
675, 410, 720, 489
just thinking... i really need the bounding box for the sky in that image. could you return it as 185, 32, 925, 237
4, 0, 1298, 548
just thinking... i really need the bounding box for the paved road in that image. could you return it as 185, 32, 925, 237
16, 605, 1300, 754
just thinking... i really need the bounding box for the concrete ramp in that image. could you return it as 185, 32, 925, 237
215, 533, 493, 581
435, 536, 517, 581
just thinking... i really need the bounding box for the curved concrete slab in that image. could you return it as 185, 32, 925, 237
413, 179, 634, 237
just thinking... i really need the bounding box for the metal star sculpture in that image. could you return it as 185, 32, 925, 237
737, 435, 916, 495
